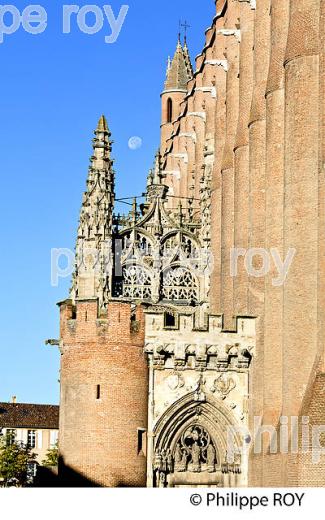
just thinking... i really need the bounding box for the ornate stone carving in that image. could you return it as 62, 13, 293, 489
191, 441, 201, 472
173, 425, 217, 474
194, 374, 206, 402
211, 374, 236, 399
71, 116, 115, 310
165, 372, 185, 391
162, 266, 198, 302
174, 443, 187, 472
122, 265, 152, 299
207, 442, 216, 473
111, 152, 210, 306
222, 452, 242, 474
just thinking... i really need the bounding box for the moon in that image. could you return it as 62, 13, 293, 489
128, 136, 142, 150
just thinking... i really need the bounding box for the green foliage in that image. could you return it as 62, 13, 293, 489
0, 436, 36, 487
42, 441, 58, 467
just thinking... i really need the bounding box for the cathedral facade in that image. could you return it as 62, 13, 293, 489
56, 0, 325, 487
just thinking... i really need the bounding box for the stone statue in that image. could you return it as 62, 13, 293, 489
154, 451, 162, 471
174, 443, 187, 472
161, 449, 167, 472
159, 472, 166, 488
174, 443, 182, 464
191, 441, 201, 472
181, 449, 187, 469
167, 449, 173, 473
207, 442, 216, 472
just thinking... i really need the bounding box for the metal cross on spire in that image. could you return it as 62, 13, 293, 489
180, 19, 191, 42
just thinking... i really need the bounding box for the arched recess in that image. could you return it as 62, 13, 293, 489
119, 228, 155, 259
161, 229, 201, 264
152, 392, 244, 487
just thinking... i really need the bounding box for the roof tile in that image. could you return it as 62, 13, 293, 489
0, 403, 59, 430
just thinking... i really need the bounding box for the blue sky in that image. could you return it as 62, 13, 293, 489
0, 1, 214, 404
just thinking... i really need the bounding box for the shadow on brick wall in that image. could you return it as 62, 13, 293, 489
32, 456, 100, 487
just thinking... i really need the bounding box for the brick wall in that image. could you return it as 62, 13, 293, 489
159, 0, 325, 486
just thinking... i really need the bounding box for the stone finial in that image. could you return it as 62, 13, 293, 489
96, 114, 109, 133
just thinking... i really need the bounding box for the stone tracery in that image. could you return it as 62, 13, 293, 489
162, 266, 198, 302
111, 156, 209, 306
122, 265, 152, 299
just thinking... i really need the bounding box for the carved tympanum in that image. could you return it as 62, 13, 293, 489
154, 424, 218, 486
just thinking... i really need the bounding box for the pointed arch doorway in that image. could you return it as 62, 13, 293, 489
150, 392, 245, 488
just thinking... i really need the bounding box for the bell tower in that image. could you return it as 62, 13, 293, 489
160, 36, 193, 154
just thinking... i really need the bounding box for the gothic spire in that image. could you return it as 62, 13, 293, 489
70, 115, 115, 308
164, 37, 193, 91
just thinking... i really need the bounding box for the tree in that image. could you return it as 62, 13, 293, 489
0, 436, 36, 487
42, 441, 58, 467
